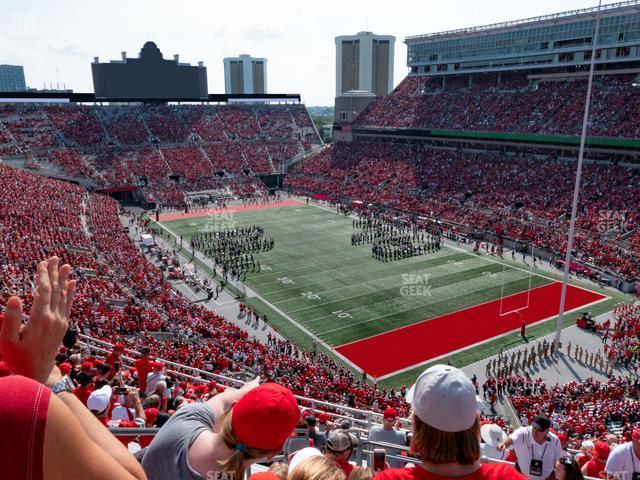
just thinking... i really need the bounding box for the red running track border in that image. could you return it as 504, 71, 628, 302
335, 282, 607, 379
158, 199, 304, 222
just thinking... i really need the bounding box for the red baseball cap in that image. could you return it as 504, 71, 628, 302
594, 441, 610, 459
384, 407, 398, 420
633, 428, 640, 441
145, 408, 159, 423
59, 362, 72, 375
114, 343, 125, 351
231, 383, 300, 451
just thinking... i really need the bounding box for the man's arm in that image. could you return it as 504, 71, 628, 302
496, 436, 514, 451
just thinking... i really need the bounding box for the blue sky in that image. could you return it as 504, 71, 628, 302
0, 0, 612, 105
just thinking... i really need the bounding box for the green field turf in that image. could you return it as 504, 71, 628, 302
163, 204, 554, 347
157, 202, 629, 386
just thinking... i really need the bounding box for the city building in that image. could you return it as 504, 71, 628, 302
0, 65, 27, 91
223, 54, 267, 94
335, 32, 395, 96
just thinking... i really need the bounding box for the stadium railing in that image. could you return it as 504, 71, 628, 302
78, 334, 410, 432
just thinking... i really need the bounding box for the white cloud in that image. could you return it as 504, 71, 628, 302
46, 39, 98, 57
244, 23, 284, 41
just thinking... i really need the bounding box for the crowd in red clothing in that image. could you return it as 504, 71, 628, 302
286, 142, 640, 280
0, 103, 320, 206
356, 73, 640, 139
501, 374, 640, 449
604, 302, 640, 368
1, 163, 639, 469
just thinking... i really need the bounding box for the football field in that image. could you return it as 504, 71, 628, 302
160, 200, 608, 381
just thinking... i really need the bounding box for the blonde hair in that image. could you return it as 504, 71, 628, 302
268, 462, 289, 480
348, 467, 375, 480
218, 411, 280, 480
288, 456, 345, 480
411, 414, 480, 465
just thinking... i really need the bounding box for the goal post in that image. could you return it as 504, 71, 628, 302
499, 243, 534, 317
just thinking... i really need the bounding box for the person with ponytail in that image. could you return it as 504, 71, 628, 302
142, 378, 300, 480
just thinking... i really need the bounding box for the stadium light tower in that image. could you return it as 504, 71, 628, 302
555, 0, 602, 349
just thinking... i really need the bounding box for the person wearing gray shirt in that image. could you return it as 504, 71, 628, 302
367, 408, 407, 468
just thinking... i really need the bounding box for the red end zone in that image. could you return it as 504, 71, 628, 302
335, 282, 607, 379
158, 199, 303, 222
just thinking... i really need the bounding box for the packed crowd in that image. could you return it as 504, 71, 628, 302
1, 164, 639, 479
356, 73, 640, 139
0, 103, 320, 207
286, 142, 640, 280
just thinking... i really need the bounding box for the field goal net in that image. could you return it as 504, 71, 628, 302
499, 244, 534, 317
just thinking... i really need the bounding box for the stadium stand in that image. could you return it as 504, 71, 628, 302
0, 103, 321, 207
286, 142, 640, 280
355, 73, 640, 138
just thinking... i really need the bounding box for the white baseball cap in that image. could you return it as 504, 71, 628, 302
288, 447, 323, 475
87, 385, 112, 413
405, 364, 478, 432
480, 423, 507, 447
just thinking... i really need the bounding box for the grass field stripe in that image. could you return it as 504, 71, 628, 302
158, 213, 364, 373
316, 275, 546, 338
374, 294, 610, 381
304, 199, 565, 285
295, 272, 535, 330
335, 282, 607, 378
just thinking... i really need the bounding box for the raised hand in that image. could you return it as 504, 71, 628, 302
0, 257, 76, 384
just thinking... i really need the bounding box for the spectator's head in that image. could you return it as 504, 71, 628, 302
554, 457, 584, 480
144, 394, 161, 409
382, 407, 397, 430
531, 414, 551, 444
406, 365, 480, 465
144, 408, 159, 427
306, 416, 317, 429
340, 420, 352, 430
76, 372, 94, 387
288, 449, 344, 480
113, 343, 125, 353
580, 440, 594, 457
347, 467, 375, 480
140, 347, 151, 358
326, 430, 358, 461
593, 441, 609, 462
219, 383, 300, 479
87, 385, 112, 418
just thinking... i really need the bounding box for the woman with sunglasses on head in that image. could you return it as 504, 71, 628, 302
554, 457, 584, 480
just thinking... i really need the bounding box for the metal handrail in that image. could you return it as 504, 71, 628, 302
78, 334, 409, 431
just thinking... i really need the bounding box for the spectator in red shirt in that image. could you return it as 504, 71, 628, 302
326, 429, 358, 477
134, 347, 153, 394
581, 441, 609, 478
73, 372, 95, 407
374, 365, 526, 480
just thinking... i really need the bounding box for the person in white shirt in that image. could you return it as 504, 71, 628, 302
497, 414, 566, 480
145, 361, 166, 396
605, 427, 640, 480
